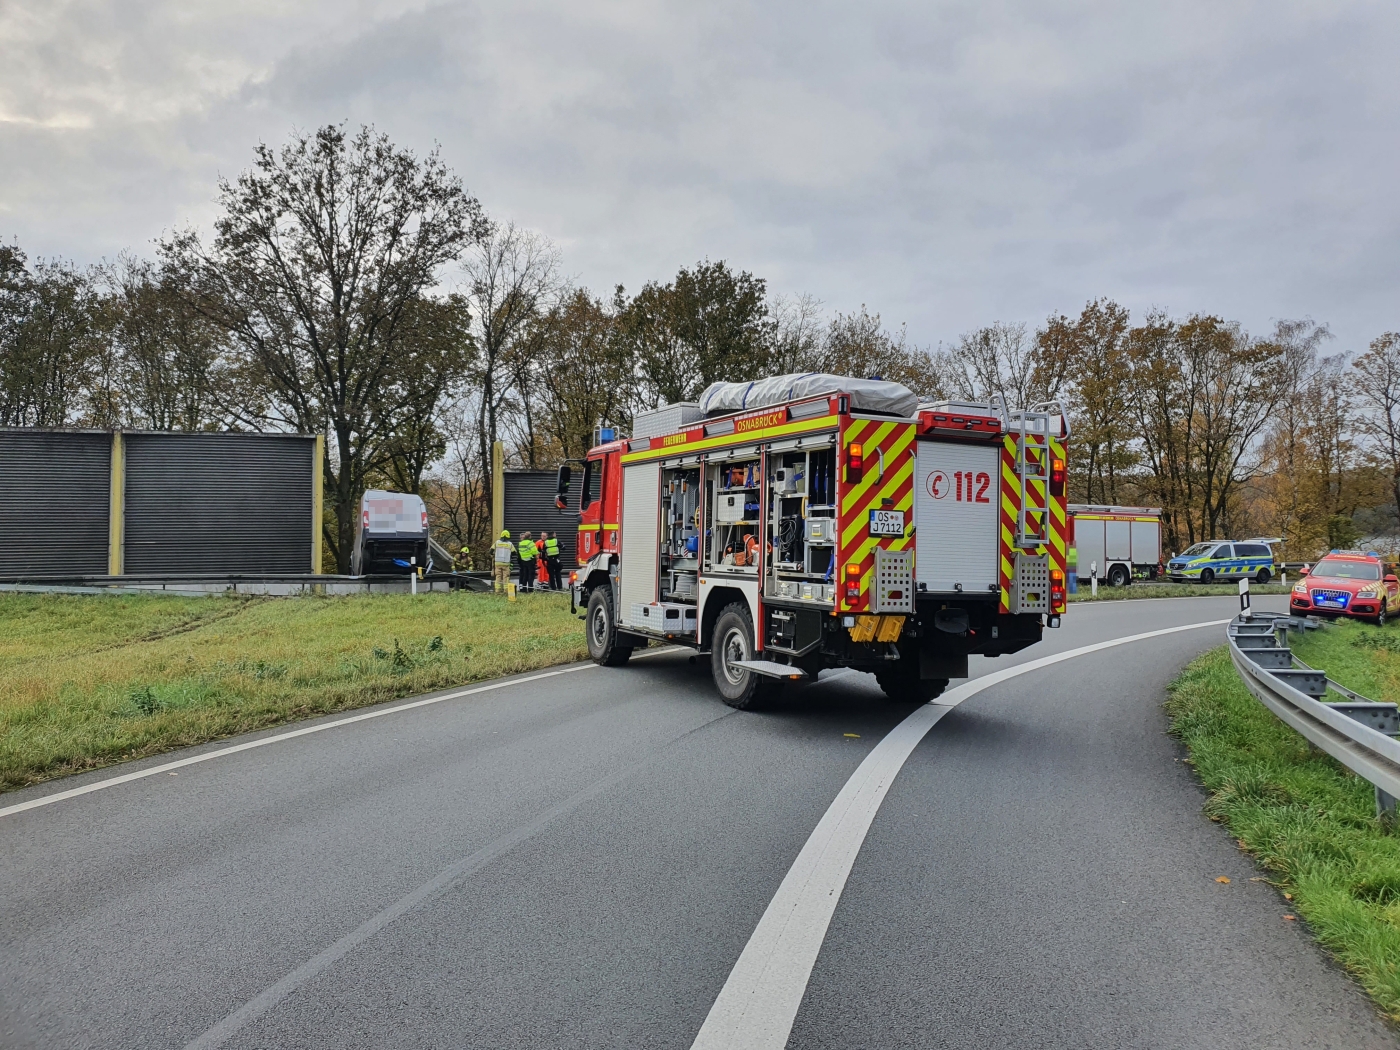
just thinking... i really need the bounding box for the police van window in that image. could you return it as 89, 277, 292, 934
1182, 542, 1214, 557
581, 460, 598, 509
1213, 544, 1233, 559
1236, 543, 1269, 557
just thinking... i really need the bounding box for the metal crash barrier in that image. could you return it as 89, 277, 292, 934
1227, 612, 1400, 819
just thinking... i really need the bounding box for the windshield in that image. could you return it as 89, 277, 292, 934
1311, 559, 1380, 581
1181, 542, 1215, 557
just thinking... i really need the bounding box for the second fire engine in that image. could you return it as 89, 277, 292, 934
560, 373, 1069, 708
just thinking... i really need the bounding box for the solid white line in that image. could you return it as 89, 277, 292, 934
0, 647, 683, 822
688, 617, 1232, 1050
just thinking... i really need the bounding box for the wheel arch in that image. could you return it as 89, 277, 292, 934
700, 585, 750, 649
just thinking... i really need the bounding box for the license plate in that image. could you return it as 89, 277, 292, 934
868, 509, 906, 536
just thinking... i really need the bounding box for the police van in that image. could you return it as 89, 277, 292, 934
1166, 539, 1275, 584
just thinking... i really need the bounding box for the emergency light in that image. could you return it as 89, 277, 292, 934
846, 442, 864, 484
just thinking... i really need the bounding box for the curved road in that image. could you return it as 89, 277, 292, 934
2, 595, 1395, 1049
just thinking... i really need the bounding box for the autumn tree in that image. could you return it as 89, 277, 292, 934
623, 260, 773, 407
165, 124, 486, 572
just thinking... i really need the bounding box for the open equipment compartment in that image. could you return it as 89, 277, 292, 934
763, 440, 837, 605
705, 451, 763, 574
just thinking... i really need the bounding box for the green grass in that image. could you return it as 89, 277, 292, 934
1069, 582, 1291, 602
0, 591, 588, 793
1291, 616, 1400, 703
1168, 646, 1400, 1018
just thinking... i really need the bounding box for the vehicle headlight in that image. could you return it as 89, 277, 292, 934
1358, 586, 1379, 598
1292, 581, 1307, 593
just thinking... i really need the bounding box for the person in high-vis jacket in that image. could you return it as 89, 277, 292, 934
542, 531, 563, 591
454, 544, 472, 571
493, 531, 513, 594
517, 532, 538, 592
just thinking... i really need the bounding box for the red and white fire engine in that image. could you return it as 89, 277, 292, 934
558, 374, 1070, 708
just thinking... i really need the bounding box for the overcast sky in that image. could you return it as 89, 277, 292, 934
2, 0, 1396, 353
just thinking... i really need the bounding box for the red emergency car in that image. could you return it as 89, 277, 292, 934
1290, 550, 1399, 624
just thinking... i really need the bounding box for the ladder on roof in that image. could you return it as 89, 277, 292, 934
1010, 402, 1063, 547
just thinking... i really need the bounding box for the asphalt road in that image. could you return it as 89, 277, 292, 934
2, 594, 1396, 1049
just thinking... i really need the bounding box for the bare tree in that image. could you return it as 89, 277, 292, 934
942, 320, 1066, 409
461, 222, 560, 485
1355, 332, 1400, 519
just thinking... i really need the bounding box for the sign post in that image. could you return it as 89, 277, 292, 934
1239, 577, 1251, 619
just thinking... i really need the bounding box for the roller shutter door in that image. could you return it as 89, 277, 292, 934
502, 470, 582, 572
0, 429, 110, 577
123, 434, 313, 574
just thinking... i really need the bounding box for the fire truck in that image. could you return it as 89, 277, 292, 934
559, 374, 1069, 708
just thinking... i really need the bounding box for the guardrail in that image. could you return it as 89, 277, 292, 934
0, 571, 497, 595
1227, 613, 1400, 819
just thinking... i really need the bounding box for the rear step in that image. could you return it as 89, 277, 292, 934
730, 660, 809, 681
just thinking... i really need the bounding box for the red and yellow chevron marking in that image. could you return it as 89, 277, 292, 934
837, 418, 915, 612
998, 433, 1070, 613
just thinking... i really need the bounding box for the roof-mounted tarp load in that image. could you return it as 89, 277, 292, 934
697, 373, 919, 419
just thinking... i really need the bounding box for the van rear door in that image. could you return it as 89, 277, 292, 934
914, 440, 999, 594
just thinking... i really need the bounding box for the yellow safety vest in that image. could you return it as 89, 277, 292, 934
544, 537, 560, 556
518, 539, 537, 560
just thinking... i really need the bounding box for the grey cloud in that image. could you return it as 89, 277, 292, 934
1, 0, 1395, 350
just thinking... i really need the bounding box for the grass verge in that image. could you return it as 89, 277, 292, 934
1291, 615, 1400, 703
0, 590, 587, 793
1069, 582, 1291, 602
1167, 646, 1400, 1018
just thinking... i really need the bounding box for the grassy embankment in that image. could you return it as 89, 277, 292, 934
1168, 616, 1400, 1018
1069, 581, 1291, 602
0, 591, 587, 793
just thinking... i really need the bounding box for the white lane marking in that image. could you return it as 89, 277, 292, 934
689, 617, 1231, 1050
182, 704, 721, 1050
0, 647, 684, 821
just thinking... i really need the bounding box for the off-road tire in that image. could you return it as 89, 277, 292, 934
1107, 564, 1130, 588
586, 587, 632, 667
711, 603, 773, 709
1256, 568, 1272, 584
1377, 606, 1388, 628
1199, 568, 1215, 585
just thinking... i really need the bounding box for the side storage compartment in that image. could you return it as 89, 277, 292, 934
619, 461, 661, 627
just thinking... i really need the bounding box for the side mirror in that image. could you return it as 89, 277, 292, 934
1299, 566, 1310, 576
554, 464, 572, 510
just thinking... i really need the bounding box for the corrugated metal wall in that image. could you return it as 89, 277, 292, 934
0, 429, 111, 577
503, 470, 581, 572
123, 433, 314, 574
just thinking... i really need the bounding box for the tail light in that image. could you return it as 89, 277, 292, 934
569, 571, 578, 586
420, 510, 428, 531
844, 563, 862, 602
1050, 568, 1066, 613
846, 442, 864, 484
1049, 457, 1065, 496
362, 509, 369, 529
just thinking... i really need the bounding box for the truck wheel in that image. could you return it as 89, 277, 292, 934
586, 588, 632, 667
1107, 564, 1130, 588
1199, 568, 1215, 585
876, 667, 949, 704
1255, 568, 1271, 584
711, 603, 771, 709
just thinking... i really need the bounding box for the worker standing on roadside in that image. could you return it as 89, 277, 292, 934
493, 531, 513, 594
517, 531, 538, 593
543, 531, 562, 591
